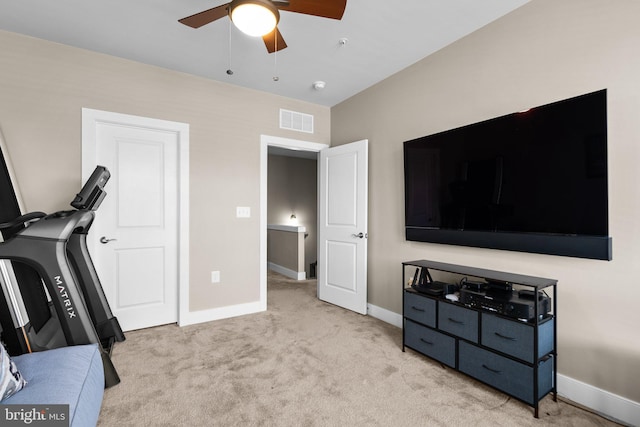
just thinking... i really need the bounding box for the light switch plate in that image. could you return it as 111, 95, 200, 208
236, 206, 251, 218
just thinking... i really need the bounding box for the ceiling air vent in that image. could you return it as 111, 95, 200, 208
280, 109, 314, 134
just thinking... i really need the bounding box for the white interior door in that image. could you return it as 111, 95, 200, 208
89, 121, 179, 331
318, 139, 368, 314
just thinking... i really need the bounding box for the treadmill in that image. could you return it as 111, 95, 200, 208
0, 166, 124, 387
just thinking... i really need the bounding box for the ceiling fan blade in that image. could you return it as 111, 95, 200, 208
277, 0, 347, 20
263, 27, 288, 53
178, 4, 230, 29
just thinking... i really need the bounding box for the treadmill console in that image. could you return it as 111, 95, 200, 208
71, 166, 111, 211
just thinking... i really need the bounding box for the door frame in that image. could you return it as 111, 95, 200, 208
81, 108, 190, 326
260, 135, 328, 309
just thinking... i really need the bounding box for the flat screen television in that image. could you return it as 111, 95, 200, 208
404, 89, 611, 260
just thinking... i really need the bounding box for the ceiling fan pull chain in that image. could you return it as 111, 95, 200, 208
273, 31, 279, 81
226, 19, 234, 75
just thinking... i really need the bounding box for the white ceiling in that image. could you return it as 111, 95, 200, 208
0, 0, 529, 107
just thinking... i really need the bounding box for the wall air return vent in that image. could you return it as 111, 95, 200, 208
280, 109, 314, 134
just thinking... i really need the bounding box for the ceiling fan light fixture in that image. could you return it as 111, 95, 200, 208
230, 0, 280, 37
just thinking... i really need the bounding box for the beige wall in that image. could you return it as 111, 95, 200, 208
267, 229, 304, 273
0, 30, 329, 312
332, 0, 640, 404
267, 155, 317, 276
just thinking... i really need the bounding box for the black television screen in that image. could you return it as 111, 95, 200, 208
404, 89, 612, 260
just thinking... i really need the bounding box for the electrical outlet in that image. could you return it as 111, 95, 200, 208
211, 271, 220, 283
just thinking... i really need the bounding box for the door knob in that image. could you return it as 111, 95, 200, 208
351, 232, 367, 239
100, 236, 117, 244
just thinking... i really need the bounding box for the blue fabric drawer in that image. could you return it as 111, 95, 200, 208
482, 314, 554, 363
404, 291, 436, 327
405, 319, 456, 368
438, 303, 478, 343
459, 341, 553, 405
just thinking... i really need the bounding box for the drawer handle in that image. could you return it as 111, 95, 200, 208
420, 338, 434, 346
494, 332, 516, 341
411, 306, 425, 312
447, 317, 464, 325
482, 364, 502, 374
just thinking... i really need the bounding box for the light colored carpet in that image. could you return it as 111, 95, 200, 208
98, 272, 619, 426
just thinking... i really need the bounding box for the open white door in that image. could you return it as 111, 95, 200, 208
318, 140, 368, 314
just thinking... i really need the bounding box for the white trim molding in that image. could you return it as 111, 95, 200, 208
268, 262, 306, 280
178, 301, 264, 327
557, 374, 640, 426
268, 224, 306, 233
367, 303, 403, 328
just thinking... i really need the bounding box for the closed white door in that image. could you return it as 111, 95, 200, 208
318, 140, 368, 314
90, 121, 179, 331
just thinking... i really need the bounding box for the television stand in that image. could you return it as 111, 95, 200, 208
402, 260, 557, 418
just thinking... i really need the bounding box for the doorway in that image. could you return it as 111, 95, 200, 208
267, 146, 318, 280
259, 135, 328, 310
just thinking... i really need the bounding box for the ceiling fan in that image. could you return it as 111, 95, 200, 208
178, 0, 347, 54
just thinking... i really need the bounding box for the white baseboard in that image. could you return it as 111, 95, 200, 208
367, 304, 639, 426
367, 303, 403, 328
178, 301, 264, 327
558, 374, 640, 426
268, 262, 306, 280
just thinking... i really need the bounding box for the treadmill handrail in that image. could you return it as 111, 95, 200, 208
0, 212, 47, 230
